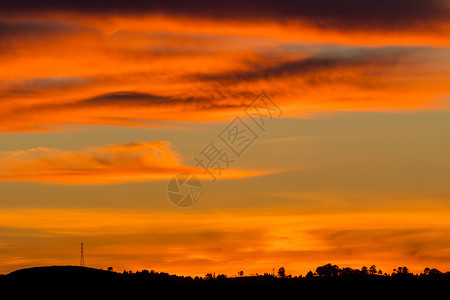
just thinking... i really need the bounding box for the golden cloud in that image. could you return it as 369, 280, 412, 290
0, 141, 266, 184
0, 14, 449, 132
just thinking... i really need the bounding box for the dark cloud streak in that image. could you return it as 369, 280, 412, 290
78, 91, 243, 110
1, 0, 449, 30
190, 47, 413, 84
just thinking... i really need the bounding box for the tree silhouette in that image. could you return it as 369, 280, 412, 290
316, 263, 339, 277
392, 266, 413, 279
361, 266, 368, 275
278, 267, 286, 278
305, 271, 314, 278
339, 267, 356, 277
397, 266, 409, 274
427, 268, 442, 279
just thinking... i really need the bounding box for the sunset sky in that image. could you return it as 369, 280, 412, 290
1, 0, 450, 276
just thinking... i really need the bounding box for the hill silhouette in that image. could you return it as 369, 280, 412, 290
4, 263, 450, 281
6, 265, 122, 281
1, 264, 450, 296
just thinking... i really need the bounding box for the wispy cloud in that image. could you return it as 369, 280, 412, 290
0, 141, 186, 184
0, 2, 449, 132
1, 42, 449, 131
2, 0, 449, 31
0, 141, 267, 184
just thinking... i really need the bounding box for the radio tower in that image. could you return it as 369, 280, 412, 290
80, 243, 85, 267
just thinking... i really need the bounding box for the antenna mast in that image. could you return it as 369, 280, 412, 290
80, 243, 85, 267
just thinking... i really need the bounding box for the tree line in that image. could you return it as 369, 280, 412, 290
106, 263, 450, 280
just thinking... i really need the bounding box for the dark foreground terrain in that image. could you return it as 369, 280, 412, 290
1, 265, 449, 296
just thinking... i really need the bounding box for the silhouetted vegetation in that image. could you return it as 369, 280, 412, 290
4, 264, 450, 296
3, 263, 450, 282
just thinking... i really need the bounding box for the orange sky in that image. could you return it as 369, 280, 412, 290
0, 1, 450, 276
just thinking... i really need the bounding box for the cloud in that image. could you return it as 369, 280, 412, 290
0, 90, 249, 131
0, 141, 267, 184
1, 46, 450, 131
0, 20, 92, 40
1, 0, 449, 31
0, 141, 186, 184
1, 2, 450, 49
2, 76, 92, 95
191, 49, 403, 84
77, 91, 243, 110
1, 7, 450, 132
